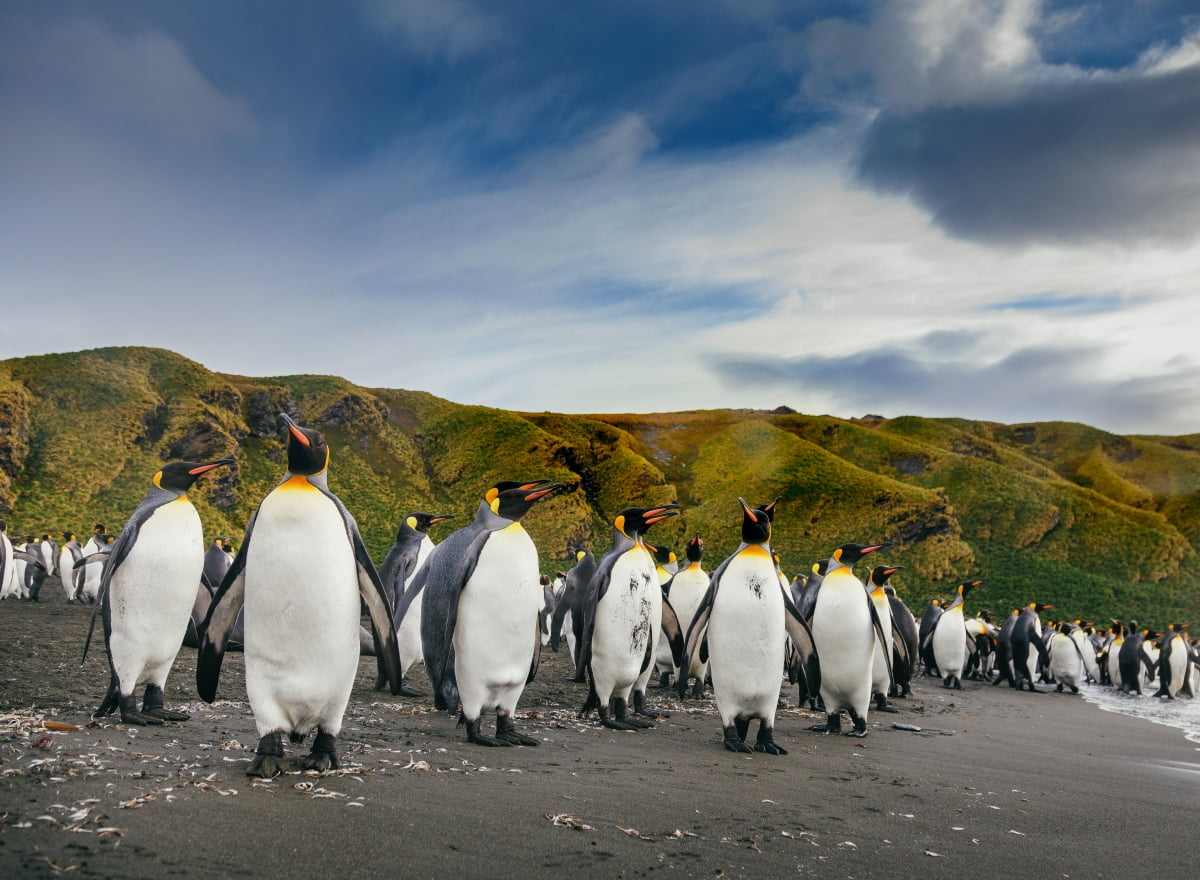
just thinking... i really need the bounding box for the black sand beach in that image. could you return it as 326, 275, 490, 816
2, 581, 1197, 879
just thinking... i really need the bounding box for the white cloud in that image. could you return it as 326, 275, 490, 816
360, 0, 505, 63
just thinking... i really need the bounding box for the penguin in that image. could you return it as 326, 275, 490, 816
930, 579, 984, 690
549, 546, 596, 681
964, 611, 998, 681
795, 560, 827, 620
681, 499, 815, 753
73, 536, 115, 603
1154, 624, 1194, 699
14, 547, 47, 601
1117, 628, 1159, 695
867, 565, 906, 710
648, 543, 680, 688
83, 457, 234, 725
1101, 620, 1124, 688
82, 523, 106, 557
202, 537, 232, 591
406, 479, 565, 746
1047, 622, 1086, 694
198, 414, 402, 776
373, 512, 453, 695
1069, 621, 1100, 684
538, 574, 556, 647
58, 532, 83, 602
1006, 603, 1053, 691
807, 542, 893, 737
578, 505, 684, 730
884, 581, 919, 697
0, 520, 16, 600
666, 536, 711, 699
918, 599, 944, 676
36, 534, 56, 576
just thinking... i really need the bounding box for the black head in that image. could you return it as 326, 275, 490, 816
59, 531, 75, 541
868, 564, 905, 587
401, 512, 455, 538
959, 578, 984, 597
491, 480, 565, 521
92, 523, 104, 533
486, 480, 552, 503
40, 533, 51, 541
155, 458, 236, 493
614, 505, 680, 539
281, 413, 329, 476
645, 543, 676, 567
738, 498, 771, 545
1032, 602, 1055, 613
540, 573, 551, 586
685, 535, 704, 563
832, 541, 893, 568
814, 559, 830, 576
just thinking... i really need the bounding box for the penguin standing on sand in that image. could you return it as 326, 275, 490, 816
884, 580, 920, 697
1154, 624, 1195, 699
73, 535, 115, 602
405, 479, 564, 746
681, 499, 815, 753
808, 542, 893, 737
58, 532, 83, 601
83, 457, 234, 724
373, 512, 453, 695
579, 505, 684, 730
918, 599, 944, 676
867, 565, 906, 710
37, 534, 57, 576
649, 543, 680, 688
1117, 628, 1159, 695
1010, 602, 1053, 691
0, 521, 14, 601
930, 579, 984, 689
549, 546, 596, 681
1047, 622, 1086, 693
198, 414, 403, 776
666, 536, 710, 699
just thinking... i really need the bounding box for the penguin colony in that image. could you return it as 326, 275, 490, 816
3, 413, 1198, 778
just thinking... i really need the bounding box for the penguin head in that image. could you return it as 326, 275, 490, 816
685, 535, 704, 563
489, 480, 565, 521
738, 498, 772, 545
1032, 602, 1054, 613
401, 512, 455, 538
645, 542, 676, 568
959, 578, 984, 597
814, 559, 829, 576
613, 505, 680, 539
831, 542, 893, 569
59, 531, 75, 541
92, 523, 105, 533
280, 413, 329, 476
540, 574, 551, 586
154, 458, 236, 493
868, 564, 904, 587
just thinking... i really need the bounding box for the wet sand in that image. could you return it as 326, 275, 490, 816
2, 580, 1197, 879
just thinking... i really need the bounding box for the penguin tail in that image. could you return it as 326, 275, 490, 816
95, 675, 119, 717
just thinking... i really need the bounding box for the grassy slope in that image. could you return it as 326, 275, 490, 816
1, 347, 1198, 624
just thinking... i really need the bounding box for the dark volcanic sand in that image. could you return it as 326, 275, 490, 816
2, 579, 1198, 879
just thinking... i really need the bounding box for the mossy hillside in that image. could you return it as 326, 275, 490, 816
2, 346, 1199, 623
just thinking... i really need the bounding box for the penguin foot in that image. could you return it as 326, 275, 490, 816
844, 712, 868, 737
632, 691, 667, 719
246, 733, 287, 778
648, 671, 672, 689
754, 727, 788, 755
810, 713, 841, 735
613, 698, 654, 729
301, 733, 340, 772
119, 710, 165, 726
465, 718, 511, 747
141, 686, 189, 721
143, 707, 191, 722
722, 726, 753, 753
873, 695, 898, 713
397, 683, 424, 698
495, 716, 539, 746
601, 718, 639, 731
372, 674, 388, 692
691, 680, 705, 700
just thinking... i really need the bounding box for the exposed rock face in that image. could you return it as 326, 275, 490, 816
891, 455, 927, 475
244, 388, 292, 437
320, 393, 389, 432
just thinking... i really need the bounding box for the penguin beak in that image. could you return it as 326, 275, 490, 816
279, 413, 310, 446
737, 498, 759, 522
643, 505, 680, 526
188, 457, 236, 476
430, 514, 455, 524
862, 542, 893, 555
518, 479, 552, 491
883, 566, 904, 578
524, 483, 566, 502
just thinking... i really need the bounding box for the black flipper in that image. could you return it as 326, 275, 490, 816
659, 595, 686, 670
782, 585, 821, 698
527, 616, 541, 684
197, 520, 254, 703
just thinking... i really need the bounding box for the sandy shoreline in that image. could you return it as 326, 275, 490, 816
2, 583, 1198, 879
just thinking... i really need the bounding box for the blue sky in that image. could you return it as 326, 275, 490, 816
2, 1, 1199, 434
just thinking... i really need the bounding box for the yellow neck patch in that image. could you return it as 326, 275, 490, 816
280, 474, 317, 491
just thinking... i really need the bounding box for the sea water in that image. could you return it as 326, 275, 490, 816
1079, 683, 1200, 746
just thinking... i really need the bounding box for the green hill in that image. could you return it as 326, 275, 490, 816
2, 346, 1197, 624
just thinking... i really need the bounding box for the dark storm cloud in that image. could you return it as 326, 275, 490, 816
855, 65, 1200, 246
711, 342, 1199, 433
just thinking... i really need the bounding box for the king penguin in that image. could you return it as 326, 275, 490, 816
866, 564, 906, 710
667, 536, 711, 699
808, 542, 893, 736
373, 511, 453, 695
0, 521, 15, 601
406, 479, 565, 746
883, 579, 919, 697
682, 499, 815, 753
930, 579, 984, 690
1154, 624, 1195, 699
198, 414, 403, 777
579, 505, 684, 730
84, 457, 234, 724
549, 545, 597, 681
58, 531, 83, 602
